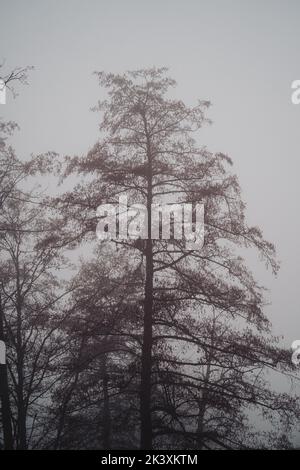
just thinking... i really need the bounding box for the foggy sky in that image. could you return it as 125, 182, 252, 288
1, 0, 300, 350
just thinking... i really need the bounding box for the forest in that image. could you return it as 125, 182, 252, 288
0, 65, 299, 450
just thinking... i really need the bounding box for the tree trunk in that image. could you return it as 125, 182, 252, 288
196, 391, 206, 450
15, 272, 27, 450
16, 337, 27, 449
197, 320, 214, 449
0, 294, 13, 449
140, 116, 153, 449
140, 237, 153, 449
101, 351, 111, 449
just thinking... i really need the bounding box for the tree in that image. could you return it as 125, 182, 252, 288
0, 192, 68, 449
151, 308, 298, 449
0, 62, 33, 99
49, 68, 300, 449
0, 63, 37, 449
0, 116, 29, 450
47, 247, 142, 449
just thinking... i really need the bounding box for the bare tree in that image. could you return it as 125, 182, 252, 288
0, 62, 33, 98
46, 68, 300, 449
0, 192, 69, 449
3, 66, 297, 449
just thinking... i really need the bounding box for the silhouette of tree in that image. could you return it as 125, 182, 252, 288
51, 68, 299, 449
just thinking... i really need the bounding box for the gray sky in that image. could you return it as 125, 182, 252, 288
1, 0, 300, 348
